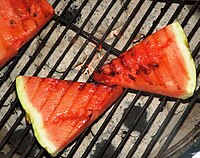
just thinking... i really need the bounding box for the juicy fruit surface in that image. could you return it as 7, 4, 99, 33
0, 0, 54, 68
93, 22, 196, 99
16, 76, 123, 156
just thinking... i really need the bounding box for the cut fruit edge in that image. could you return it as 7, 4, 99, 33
93, 21, 196, 99
171, 21, 196, 99
16, 76, 58, 156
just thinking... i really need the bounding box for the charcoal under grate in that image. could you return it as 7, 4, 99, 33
0, 0, 200, 158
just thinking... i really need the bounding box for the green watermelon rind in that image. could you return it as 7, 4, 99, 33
171, 21, 196, 99
16, 76, 58, 156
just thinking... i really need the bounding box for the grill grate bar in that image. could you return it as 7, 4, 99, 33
58, 0, 118, 81
192, 41, 200, 58
0, 41, 32, 86
21, 139, 36, 158
0, 1, 73, 129
119, 0, 158, 54
0, 110, 25, 150
5, 125, 32, 157
87, 0, 145, 82
69, 24, 121, 56
146, 0, 172, 37
188, 18, 200, 42
141, 99, 181, 157
0, 100, 19, 130
81, 90, 129, 158
167, 1, 185, 25
36, 148, 46, 158
157, 80, 200, 157
181, 1, 199, 28
97, 92, 145, 158
47, 0, 103, 78
112, 93, 154, 158
72, 0, 131, 82
82, 0, 156, 156
67, 92, 129, 158
0, 0, 74, 110
141, 39, 200, 157
126, 97, 167, 158
155, 0, 199, 5
52, 15, 122, 56
33, 0, 89, 77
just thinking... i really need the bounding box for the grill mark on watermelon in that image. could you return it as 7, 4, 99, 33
26, 76, 43, 99
158, 29, 185, 91
46, 83, 99, 146
31, 78, 59, 111
150, 32, 180, 90
47, 81, 72, 124
118, 55, 137, 81
9, 0, 29, 19
143, 37, 167, 88
119, 55, 128, 68
87, 85, 113, 111
77, 82, 86, 91
41, 80, 71, 122
67, 83, 98, 118
128, 74, 136, 81
0, 1, 25, 46
131, 47, 154, 85
117, 55, 129, 73
141, 38, 165, 87
0, 32, 16, 56
51, 82, 89, 126
108, 62, 117, 76
164, 27, 189, 84
165, 26, 189, 78
48, 81, 79, 125
99, 63, 115, 77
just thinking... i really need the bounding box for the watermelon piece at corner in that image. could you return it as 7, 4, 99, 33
16, 76, 123, 157
93, 21, 196, 99
0, 0, 54, 68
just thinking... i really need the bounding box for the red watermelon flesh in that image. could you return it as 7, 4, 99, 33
0, 0, 54, 68
93, 22, 196, 99
16, 76, 123, 156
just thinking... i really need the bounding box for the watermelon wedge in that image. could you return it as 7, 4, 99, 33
93, 22, 196, 99
0, 0, 54, 68
16, 76, 123, 156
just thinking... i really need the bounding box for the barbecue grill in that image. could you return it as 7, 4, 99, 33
0, 0, 200, 157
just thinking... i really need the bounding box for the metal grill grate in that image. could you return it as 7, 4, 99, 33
0, 0, 200, 158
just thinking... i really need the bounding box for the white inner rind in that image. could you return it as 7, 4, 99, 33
16, 76, 58, 156
170, 22, 196, 99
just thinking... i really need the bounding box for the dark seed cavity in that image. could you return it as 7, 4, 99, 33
87, 109, 93, 118
96, 69, 102, 74
153, 63, 159, 68
10, 19, 15, 25
109, 71, 116, 76
78, 83, 86, 91
128, 74, 136, 81
140, 66, 150, 74
33, 13, 38, 17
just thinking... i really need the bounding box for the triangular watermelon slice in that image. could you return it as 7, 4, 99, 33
0, 0, 54, 68
93, 22, 196, 99
16, 76, 123, 156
